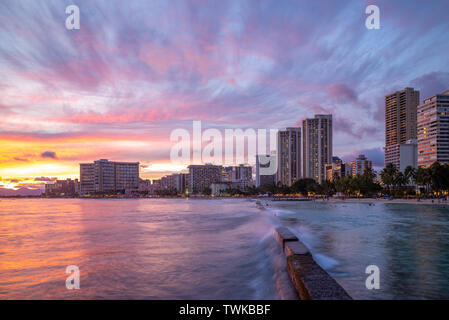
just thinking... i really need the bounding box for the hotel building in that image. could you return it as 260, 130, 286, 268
277, 127, 301, 186
231, 164, 253, 189
417, 89, 449, 167
353, 154, 372, 175
325, 157, 352, 182
385, 88, 420, 169
174, 173, 189, 194
80, 163, 95, 194
303, 115, 332, 183
188, 164, 223, 194
80, 159, 139, 194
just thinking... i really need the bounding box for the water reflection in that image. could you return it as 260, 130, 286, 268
0, 199, 296, 299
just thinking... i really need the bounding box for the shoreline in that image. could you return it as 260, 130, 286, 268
2, 196, 449, 206
311, 198, 449, 205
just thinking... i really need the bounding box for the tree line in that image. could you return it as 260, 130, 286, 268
256, 161, 449, 198
258, 167, 381, 197
380, 162, 449, 196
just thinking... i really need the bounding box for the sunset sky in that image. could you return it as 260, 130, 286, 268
1, 0, 449, 192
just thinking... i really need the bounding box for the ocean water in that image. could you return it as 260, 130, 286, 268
1, 198, 449, 299
0, 198, 296, 299
270, 200, 449, 299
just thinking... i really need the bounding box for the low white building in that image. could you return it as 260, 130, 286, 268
399, 139, 418, 171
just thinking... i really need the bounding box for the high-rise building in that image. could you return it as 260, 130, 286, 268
350, 161, 356, 176
231, 165, 252, 182
325, 156, 352, 181
354, 154, 372, 175
188, 164, 222, 194
80, 159, 139, 194
385, 88, 420, 168
174, 173, 189, 194
417, 89, 449, 167
80, 163, 95, 194
233, 164, 253, 189
303, 115, 332, 182
256, 154, 276, 187
94, 159, 117, 192
325, 162, 351, 182
276, 127, 301, 186
114, 161, 140, 191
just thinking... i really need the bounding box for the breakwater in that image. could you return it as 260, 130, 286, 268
274, 227, 352, 300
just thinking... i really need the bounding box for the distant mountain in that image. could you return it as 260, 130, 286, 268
0, 187, 43, 196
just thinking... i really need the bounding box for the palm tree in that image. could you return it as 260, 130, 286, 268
393, 172, 406, 195
404, 166, 416, 186
430, 162, 444, 195
415, 167, 431, 195
380, 163, 398, 195
320, 180, 335, 197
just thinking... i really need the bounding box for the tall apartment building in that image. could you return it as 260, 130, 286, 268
385, 88, 420, 169
188, 164, 222, 194
276, 127, 301, 186
94, 159, 117, 192
174, 173, 189, 194
80, 163, 95, 194
417, 89, 449, 167
114, 161, 140, 191
353, 154, 372, 175
80, 159, 139, 194
302, 115, 332, 182
256, 154, 276, 187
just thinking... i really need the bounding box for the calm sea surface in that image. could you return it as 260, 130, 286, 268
1, 198, 449, 299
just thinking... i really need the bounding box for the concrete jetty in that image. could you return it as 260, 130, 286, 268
274, 227, 352, 300
274, 227, 298, 248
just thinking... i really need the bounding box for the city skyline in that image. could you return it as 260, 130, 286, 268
1, 85, 448, 195
1, 0, 449, 194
